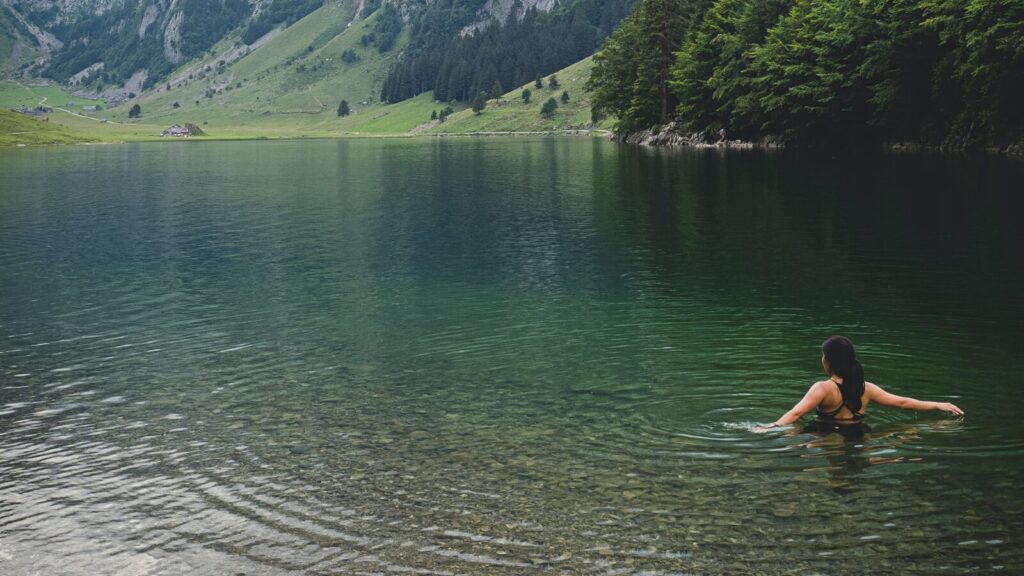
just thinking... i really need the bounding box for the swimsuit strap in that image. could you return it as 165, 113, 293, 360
816, 379, 864, 420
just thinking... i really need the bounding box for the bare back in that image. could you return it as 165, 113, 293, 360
815, 379, 871, 421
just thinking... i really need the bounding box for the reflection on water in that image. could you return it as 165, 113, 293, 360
0, 139, 1022, 574
792, 422, 943, 475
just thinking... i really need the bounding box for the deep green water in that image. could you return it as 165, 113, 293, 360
0, 138, 1022, 575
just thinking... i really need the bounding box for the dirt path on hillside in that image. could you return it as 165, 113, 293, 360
309, 88, 325, 112
20, 82, 121, 124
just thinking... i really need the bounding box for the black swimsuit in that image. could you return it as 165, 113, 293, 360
803, 380, 869, 438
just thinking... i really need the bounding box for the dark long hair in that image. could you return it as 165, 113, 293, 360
822, 336, 865, 413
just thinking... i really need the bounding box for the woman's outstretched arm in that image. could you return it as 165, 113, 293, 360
866, 383, 964, 416
770, 382, 828, 426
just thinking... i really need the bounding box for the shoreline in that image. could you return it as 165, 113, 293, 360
1, 128, 614, 147
5, 123, 1022, 157
616, 122, 1024, 157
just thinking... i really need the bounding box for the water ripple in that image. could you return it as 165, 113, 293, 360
1, 140, 1022, 575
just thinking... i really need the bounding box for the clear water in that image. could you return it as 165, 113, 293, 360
1, 139, 1022, 575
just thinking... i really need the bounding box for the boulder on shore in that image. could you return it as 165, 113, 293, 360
615, 123, 706, 146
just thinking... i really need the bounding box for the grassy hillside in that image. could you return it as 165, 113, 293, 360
107, 3, 606, 137
0, 5, 609, 142
105, 1, 414, 136
0, 80, 105, 109
0, 109, 93, 145
425, 57, 606, 134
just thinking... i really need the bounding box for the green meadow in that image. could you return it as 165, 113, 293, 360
0, 108, 93, 145
0, 80, 105, 109
0, 1, 608, 145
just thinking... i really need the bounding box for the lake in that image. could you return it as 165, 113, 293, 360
1, 138, 1022, 575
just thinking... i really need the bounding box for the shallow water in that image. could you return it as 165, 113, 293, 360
1, 139, 1022, 575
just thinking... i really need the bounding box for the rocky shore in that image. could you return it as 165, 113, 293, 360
612, 122, 784, 149
432, 129, 608, 137
616, 121, 1024, 156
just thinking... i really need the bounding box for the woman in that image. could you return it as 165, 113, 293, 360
765, 336, 963, 433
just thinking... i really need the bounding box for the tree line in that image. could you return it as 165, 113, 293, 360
360, 4, 402, 53
587, 0, 1024, 147
380, 0, 633, 104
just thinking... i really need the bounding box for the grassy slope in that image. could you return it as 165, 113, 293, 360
0, 108, 92, 145
0, 80, 151, 142
427, 57, 605, 134
0, 1, 414, 140
0, 80, 105, 108
0, 3, 609, 141
105, 1, 417, 137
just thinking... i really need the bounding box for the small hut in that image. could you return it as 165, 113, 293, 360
160, 123, 206, 137
16, 107, 47, 118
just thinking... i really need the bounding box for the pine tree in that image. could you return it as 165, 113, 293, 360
587, 19, 642, 129
587, 0, 707, 132
671, 0, 793, 135
534, 75, 543, 89
431, 109, 438, 120
471, 91, 488, 115
128, 104, 142, 118
548, 74, 560, 90
541, 97, 558, 118
560, 90, 570, 104
338, 99, 350, 117
745, 0, 878, 141
491, 79, 503, 98
522, 88, 532, 104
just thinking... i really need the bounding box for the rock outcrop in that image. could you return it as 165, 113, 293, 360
615, 122, 785, 149
461, 0, 559, 35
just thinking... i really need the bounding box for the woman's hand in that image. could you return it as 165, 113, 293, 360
933, 401, 964, 417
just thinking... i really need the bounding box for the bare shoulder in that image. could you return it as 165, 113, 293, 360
865, 382, 888, 398
808, 380, 830, 395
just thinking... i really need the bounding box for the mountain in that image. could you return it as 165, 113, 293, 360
1, 0, 630, 109
2, 0, 296, 100
113, 0, 395, 128
0, 3, 50, 74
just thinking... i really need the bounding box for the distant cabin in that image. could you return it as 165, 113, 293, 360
15, 107, 48, 118
160, 124, 205, 137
